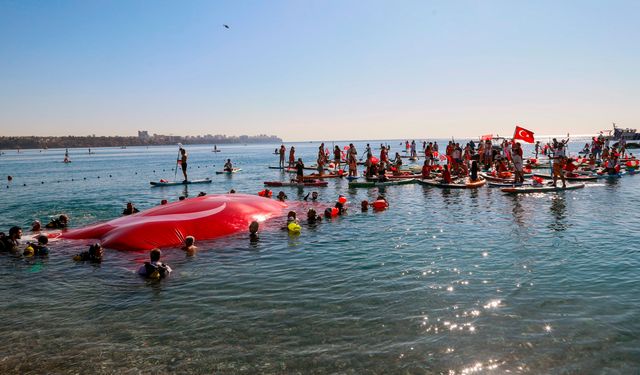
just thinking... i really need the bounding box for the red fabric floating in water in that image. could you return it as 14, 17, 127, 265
61, 194, 286, 251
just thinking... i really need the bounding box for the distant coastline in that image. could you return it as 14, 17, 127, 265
0, 132, 282, 150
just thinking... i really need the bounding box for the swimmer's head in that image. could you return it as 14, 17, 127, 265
185, 236, 195, 246
249, 221, 259, 234
150, 248, 161, 262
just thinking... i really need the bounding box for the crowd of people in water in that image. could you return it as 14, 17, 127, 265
0, 185, 391, 280
3, 132, 637, 280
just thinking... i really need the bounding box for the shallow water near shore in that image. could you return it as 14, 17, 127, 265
1, 141, 639, 374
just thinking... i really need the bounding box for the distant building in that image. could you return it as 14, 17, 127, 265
138, 130, 150, 139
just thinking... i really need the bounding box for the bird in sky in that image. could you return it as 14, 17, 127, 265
223, 24, 230, 29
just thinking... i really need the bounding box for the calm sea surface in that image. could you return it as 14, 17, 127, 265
1, 140, 639, 374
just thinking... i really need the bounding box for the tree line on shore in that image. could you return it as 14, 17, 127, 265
0, 134, 282, 150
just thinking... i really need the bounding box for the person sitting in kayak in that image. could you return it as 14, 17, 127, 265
138, 249, 172, 279
122, 202, 140, 216
377, 163, 388, 182
563, 158, 579, 177
421, 160, 431, 179
295, 158, 305, 183
73, 243, 103, 263
182, 236, 197, 255
46, 214, 69, 229
307, 208, 322, 224
223, 159, 233, 172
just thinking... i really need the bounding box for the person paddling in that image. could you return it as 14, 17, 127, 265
178, 147, 188, 182
223, 159, 233, 172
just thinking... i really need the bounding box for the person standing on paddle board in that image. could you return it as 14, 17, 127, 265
289, 146, 296, 168
279, 145, 286, 168
552, 146, 567, 188
178, 147, 188, 182
295, 158, 305, 183
511, 142, 525, 184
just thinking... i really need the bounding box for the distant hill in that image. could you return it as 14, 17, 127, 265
0, 133, 282, 149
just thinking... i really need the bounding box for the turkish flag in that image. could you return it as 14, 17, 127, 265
513, 126, 535, 143
481, 134, 493, 141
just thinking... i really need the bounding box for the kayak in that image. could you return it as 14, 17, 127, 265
268, 166, 286, 169
533, 173, 597, 182
264, 179, 328, 187
349, 178, 417, 188
418, 177, 486, 189
501, 183, 585, 194
366, 173, 421, 181
150, 179, 212, 187
216, 168, 242, 175
479, 172, 516, 183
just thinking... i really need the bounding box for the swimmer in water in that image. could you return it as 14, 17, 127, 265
122, 202, 140, 216
46, 214, 68, 229
304, 191, 319, 201
182, 236, 197, 255
307, 208, 322, 224
138, 249, 172, 279
73, 243, 104, 263
249, 221, 259, 243
277, 191, 288, 202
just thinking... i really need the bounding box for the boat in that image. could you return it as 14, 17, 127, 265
348, 178, 417, 188
215, 168, 242, 175
605, 125, 640, 149
487, 181, 532, 187
150, 178, 212, 187
501, 183, 585, 194
418, 177, 486, 189
532, 173, 597, 182
264, 179, 328, 187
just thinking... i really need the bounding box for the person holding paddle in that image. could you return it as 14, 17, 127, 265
178, 147, 188, 182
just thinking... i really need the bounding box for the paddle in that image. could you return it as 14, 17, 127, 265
174, 143, 183, 180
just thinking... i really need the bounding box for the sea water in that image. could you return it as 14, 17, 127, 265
0, 140, 639, 374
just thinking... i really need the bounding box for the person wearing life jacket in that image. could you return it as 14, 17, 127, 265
371, 195, 388, 210
421, 160, 431, 179
258, 189, 272, 197
563, 158, 579, 177
442, 164, 453, 184
73, 243, 104, 263
284, 211, 301, 233
24, 235, 49, 257
138, 249, 172, 279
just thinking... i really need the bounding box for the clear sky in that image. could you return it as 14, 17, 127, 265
1, 0, 638, 141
